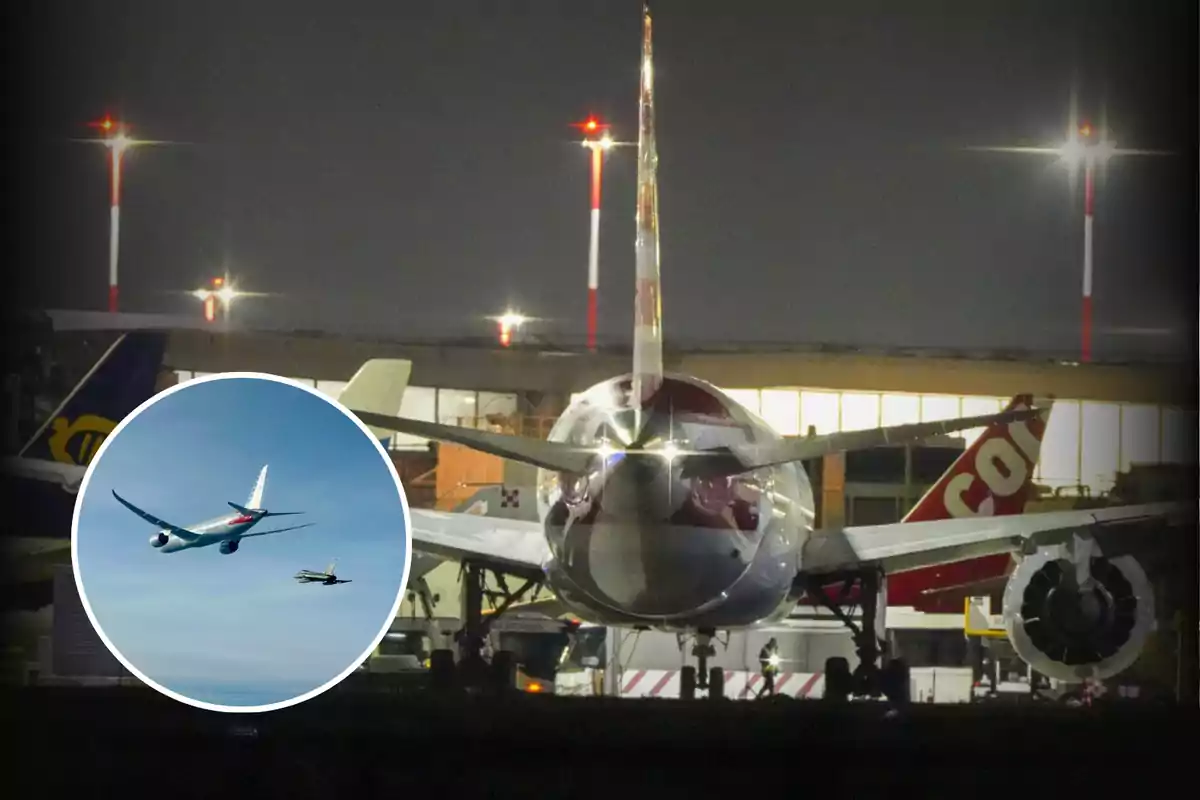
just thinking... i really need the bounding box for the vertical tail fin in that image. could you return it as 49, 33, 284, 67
17, 331, 168, 465
325, 559, 338, 577
632, 1, 664, 431
247, 465, 268, 510
903, 394, 1054, 522
886, 395, 1055, 612
338, 359, 412, 448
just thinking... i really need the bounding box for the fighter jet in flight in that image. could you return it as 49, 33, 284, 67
294, 559, 351, 585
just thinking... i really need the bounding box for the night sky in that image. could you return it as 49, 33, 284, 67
17, 0, 1197, 358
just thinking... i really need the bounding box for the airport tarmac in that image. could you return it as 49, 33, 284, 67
11, 687, 1192, 793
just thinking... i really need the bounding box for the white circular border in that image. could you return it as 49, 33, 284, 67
70, 371, 414, 714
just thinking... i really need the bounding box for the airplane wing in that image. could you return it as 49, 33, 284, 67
802, 501, 1193, 577
1, 458, 86, 495
111, 490, 202, 542
709, 407, 1040, 476
355, 407, 1038, 479
409, 508, 549, 580
241, 523, 316, 538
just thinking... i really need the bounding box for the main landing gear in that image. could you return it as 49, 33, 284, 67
428, 559, 543, 695
677, 629, 727, 700
804, 568, 911, 707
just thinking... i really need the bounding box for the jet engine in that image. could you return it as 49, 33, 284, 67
150, 532, 168, 548
219, 540, 239, 555
1002, 533, 1155, 683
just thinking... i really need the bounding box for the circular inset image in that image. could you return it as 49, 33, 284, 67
72, 372, 412, 713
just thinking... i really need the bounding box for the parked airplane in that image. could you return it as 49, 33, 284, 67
113, 465, 312, 555
455, 392, 1058, 620
295, 559, 352, 585
350, 2, 1190, 702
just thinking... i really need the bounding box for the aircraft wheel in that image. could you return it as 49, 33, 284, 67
823, 656, 852, 702
881, 658, 911, 706
680, 666, 697, 700
708, 666, 725, 700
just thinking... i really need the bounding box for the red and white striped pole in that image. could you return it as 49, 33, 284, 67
1081, 160, 1095, 363
108, 142, 124, 313
587, 143, 603, 352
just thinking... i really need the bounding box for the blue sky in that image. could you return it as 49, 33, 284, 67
74, 376, 409, 708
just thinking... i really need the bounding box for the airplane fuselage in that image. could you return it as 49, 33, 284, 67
149, 512, 265, 554
535, 373, 815, 632
294, 571, 340, 584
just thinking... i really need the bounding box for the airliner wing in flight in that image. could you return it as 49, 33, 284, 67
110, 490, 202, 542
241, 523, 316, 538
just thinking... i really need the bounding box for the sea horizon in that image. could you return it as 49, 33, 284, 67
162, 677, 333, 708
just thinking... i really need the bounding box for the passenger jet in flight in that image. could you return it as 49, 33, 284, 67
112, 465, 312, 555
348, 2, 1191, 702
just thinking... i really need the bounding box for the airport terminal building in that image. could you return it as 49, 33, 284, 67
155, 326, 1196, 501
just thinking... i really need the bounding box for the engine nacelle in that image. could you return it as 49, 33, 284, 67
150, 532, 168, 548
219, 539, 240, 555
1002, 534, 1155, 683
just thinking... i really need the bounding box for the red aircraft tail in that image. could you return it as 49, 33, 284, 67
887, 393, 1053, 611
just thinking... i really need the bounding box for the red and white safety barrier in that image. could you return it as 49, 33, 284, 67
619, 669, 825, 700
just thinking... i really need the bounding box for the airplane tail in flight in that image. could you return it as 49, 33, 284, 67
17, 331, 168, 465
247, 464, 269, 509
338, 359, 412, 448
228, 465, 304, 518
631, 1, 664, 433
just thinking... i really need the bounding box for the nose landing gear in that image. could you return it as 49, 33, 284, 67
677, 629, 726, 700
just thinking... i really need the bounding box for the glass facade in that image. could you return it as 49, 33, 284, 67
173, 370, 1195, 491
717, 388, 1194, 494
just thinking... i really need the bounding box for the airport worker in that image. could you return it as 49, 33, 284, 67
756, 637, 781, 698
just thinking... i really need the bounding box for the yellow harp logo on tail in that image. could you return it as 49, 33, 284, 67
48, 414, 116, 466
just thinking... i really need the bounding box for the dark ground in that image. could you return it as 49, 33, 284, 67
8, 687, 1193, 794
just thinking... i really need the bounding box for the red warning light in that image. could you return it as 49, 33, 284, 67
88, 116, 117, 132
1079, 122, 1093, 139
572, 116, 609, 134
213, 276, 224, 287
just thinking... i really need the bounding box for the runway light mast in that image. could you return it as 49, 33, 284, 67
572, 116, 631, 352
496, 310, 526, 348
965, 107, 1172, 363
193, 274, 244, 324
88, 116, 136, 313
80, 116, 172, 313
